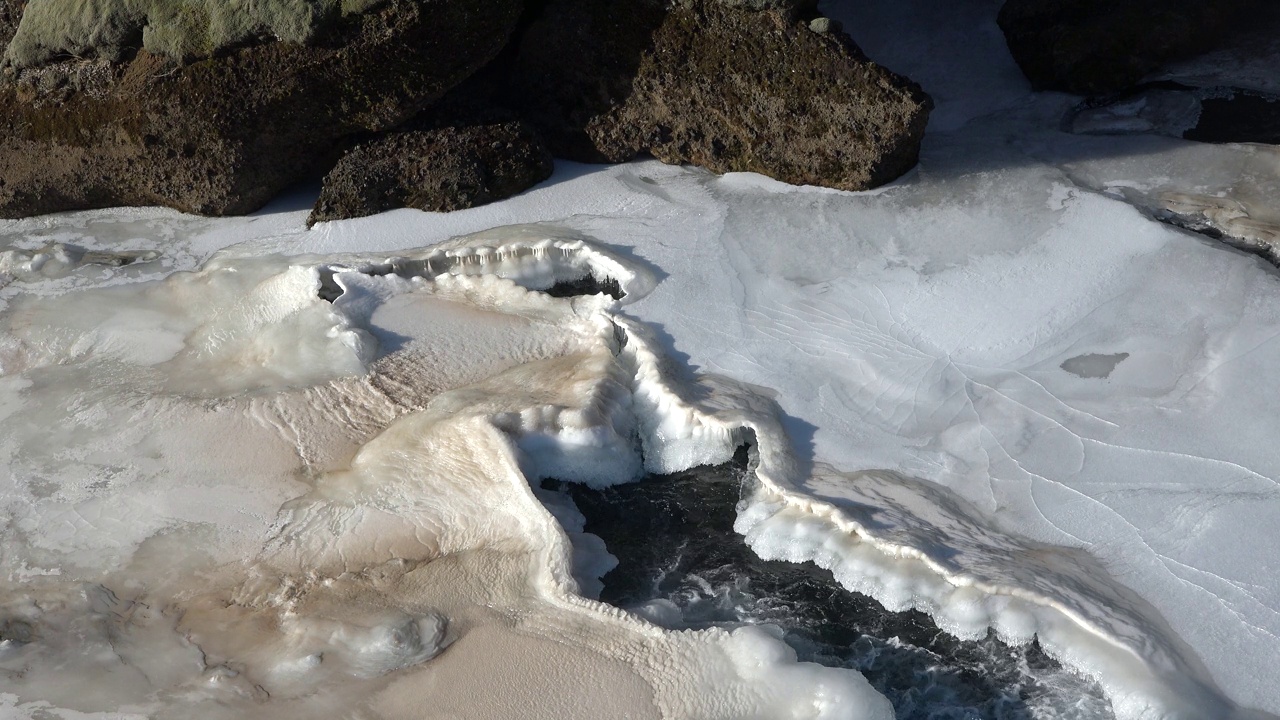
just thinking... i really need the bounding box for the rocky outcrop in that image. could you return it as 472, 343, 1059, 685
0, 0, 935, 220
996, 0, 1261, 95
0, 0, 522, 218
308, 117, 552, 225
509, 0, 931, 191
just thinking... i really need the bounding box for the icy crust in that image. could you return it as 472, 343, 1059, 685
315, 224, 651, 305
318, 225, 1262, 719
0, 222, 1262, 719
258, 238, 894, 718
0, 226, 646, 398
0, 226, 891, 720
614, 314, 1260, 720
1046, 141, 1280, 264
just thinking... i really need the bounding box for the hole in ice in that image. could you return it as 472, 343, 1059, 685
546, 450, 1114, 720
316, 258, 625, 303
1069, 81, 1280, 145
1060, 352, 1129, 380
542, 274, 625, 300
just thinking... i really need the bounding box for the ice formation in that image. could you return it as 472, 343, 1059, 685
0, 227, 898, 719
0, 211, 1273, 719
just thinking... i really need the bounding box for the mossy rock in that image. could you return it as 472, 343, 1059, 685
0, 0, 523, 218
2, 0, 398, 68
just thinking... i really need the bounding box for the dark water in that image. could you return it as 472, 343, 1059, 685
547, 455, 1114, 720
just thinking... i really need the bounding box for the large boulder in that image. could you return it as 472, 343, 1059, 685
0, 0, 522, 218
509, 0, 931, 192
997, 0, 1261, 95
308, 116, 552, 225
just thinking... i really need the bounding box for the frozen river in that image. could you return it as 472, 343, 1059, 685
3, 0, 1280, 718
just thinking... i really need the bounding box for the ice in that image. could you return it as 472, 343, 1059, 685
6, 161, 1280, 715
1068, 89, 1205, 138
0, 226, 895, 719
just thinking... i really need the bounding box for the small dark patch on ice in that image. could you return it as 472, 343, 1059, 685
78, 249, 157, 268
1061, 352, 1129, 379
0, 619, 35, 645
26, 478, 58, 499
549, 451, 1114, 720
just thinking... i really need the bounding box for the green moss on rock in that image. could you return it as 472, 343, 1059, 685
3, 0, 390, 68
0, 0, 525, 218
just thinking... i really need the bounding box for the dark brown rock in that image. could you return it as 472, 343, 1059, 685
308, 118, 552, 225
0, 0, 522, 218
0, 0, 22, 53
997, 0, 1262, 95
509, 0, 931, 191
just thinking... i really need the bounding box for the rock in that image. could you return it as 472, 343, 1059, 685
308, 118, 552, 225
996, 0, 1261, 95
0, 0, 522, 218
808, 17, 841, 34
509, 0, 931, 192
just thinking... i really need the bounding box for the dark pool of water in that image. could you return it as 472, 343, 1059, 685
547, 455, 1114, 720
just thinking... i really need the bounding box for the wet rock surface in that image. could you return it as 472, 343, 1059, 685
552, 456, 1114, 720
997, 0, 1262, 95
0, 0, 522, 218
308, 117, 552, 225
511, 0, 931, 191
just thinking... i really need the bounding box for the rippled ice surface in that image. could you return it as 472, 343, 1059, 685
557, 457, 1113, 720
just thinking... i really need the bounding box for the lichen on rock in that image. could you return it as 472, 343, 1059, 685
510, 0, 931, 192
3, 0, 390, 68
308, 116, 553, 225
0, 0, 523, 218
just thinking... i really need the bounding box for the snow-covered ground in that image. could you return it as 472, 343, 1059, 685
2, 1, 1279, 718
